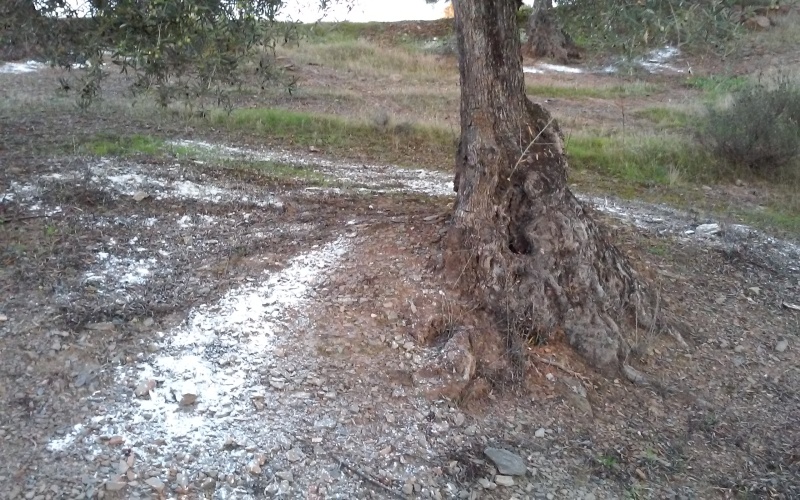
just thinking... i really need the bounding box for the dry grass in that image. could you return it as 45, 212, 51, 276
275, 38, 456, 83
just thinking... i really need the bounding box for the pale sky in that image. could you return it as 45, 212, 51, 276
56, 0, 536, 23
279, 0, 537, 23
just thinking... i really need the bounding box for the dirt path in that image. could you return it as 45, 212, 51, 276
1, 141, 799, 499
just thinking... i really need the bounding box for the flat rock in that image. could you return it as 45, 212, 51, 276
776, 340, 788, 352
145, 477, 164, 492
105, 477, 126, 492
484, 447, 527, 476
286, 447, 306, 463
495, 475, 515, 487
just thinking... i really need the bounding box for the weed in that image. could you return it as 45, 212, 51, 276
597, 454, 619, 469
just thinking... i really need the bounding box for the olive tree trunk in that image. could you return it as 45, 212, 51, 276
446, 0, 658, 373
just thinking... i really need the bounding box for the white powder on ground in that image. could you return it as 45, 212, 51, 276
0, 60, 46, 74
49, 237, 350, 459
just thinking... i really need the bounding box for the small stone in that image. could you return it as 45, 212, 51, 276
747, 286, 761, 296
314, 417, 337, 429
477, 478, 496, 489
534, 428, 546, 438
202, 478, 216, 490
484, 448, 527, 476
734, 345, 746, 353
402, 482, 414, 495
0, 314, 7, 321
105, 477, 126, 492
695, 223, 720, 236
286, 447, 305, 463
144, 477, 164, 492
247, 462, 261, 475
386, 413, 396, 424
276, 471, 293, 482
776, 340, 789, 353
464, 425, 477, 436
85, 322, 116, 332
107, 436, 125, 446
132, 191, 150, 202
134, 380, 156, 398
179, 392, 197, 406
453, 413, 465, 427
494, 475, 515, 487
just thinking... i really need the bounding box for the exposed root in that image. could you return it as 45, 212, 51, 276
622, 364, 650, 387
532, 355, 590, 383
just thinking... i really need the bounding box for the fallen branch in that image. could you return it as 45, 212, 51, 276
330, 454, 405, 500
0, 214, 49, 225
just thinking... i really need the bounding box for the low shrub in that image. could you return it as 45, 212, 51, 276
698, 75, 800, 173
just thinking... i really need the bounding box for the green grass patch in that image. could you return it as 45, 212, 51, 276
685, 75, 749, 96
298, 21, 388, 43
526, 81, 660, 100
82, 134, 165, 156
225, 159, 332, 185
208, 107, 456, 168
566, 133, 715, 185
632, 107, 693, 129
738, 204, 800, 236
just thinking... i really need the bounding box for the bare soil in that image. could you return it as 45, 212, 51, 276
1, 23, 799, 500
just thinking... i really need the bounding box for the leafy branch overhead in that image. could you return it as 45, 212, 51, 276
4, 0, 346, 107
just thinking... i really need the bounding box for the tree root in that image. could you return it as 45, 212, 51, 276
532, 355, 590, 383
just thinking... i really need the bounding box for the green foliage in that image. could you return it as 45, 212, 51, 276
517, 5, 534, 26
556, 0, 744, 56
83, 134, 165, 156
685, 75, 750, 95
26, 0, 308, 108
698, 75, 800, 172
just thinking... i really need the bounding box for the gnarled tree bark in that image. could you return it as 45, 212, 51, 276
445, 0, 659, 375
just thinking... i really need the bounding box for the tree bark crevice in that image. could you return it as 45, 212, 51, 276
446, 0, 661, 376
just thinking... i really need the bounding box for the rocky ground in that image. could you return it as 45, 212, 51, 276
1, 134, 798, 500
2, 19, 800, 497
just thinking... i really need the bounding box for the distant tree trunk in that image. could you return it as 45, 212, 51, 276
523, 0, 580, 63
446, 0, 659, 373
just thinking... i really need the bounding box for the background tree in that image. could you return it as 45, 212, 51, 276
522, 0, 581, 63
445, 0, 661, 375
553, 0, 744, 58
